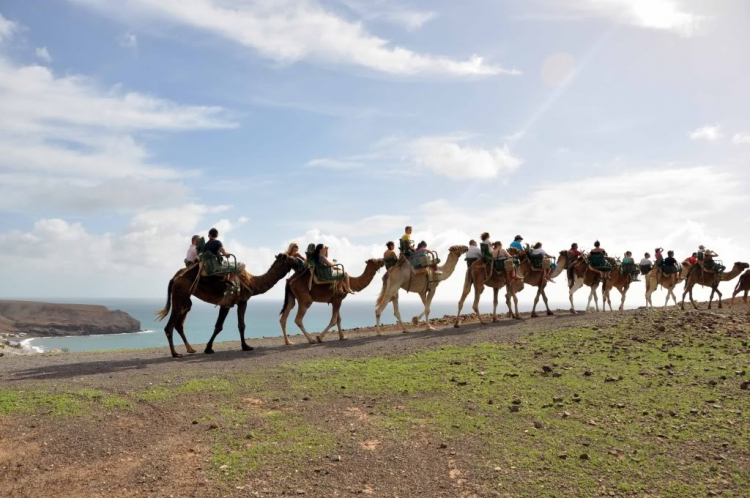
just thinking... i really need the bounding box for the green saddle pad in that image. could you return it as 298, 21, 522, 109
662, 264, 680, 275
493, 257, 519, 272
313, 263, 346, 282
384, 257, 398, 270
621, 262, 638, 274
200, 252, 240, 276
588, 253, 611, 271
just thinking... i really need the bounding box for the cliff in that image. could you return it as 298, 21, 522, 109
0, 300, 141, 338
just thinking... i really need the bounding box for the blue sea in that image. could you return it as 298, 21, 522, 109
24, 297, 560, 353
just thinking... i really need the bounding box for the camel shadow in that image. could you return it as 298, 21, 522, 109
4, 314, 566, 383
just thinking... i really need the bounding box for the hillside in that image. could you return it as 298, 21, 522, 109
0, 301, 748, 496
0, 300, 141, 338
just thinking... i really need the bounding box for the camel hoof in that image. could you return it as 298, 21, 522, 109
172, 353, 183, 359
453, 323, 460, 328
204, 348, 214, 355
284, 341, 294, 346
339, 336, 348, 341
530, 313, 538, 318
427, 326, 436, 331
401, 330, 409, 334
315, 336, 323, 344
186, 348, 197, 354
242, 345, 254, 352
547, 311, 554, 316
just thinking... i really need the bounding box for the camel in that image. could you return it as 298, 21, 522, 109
644, 262, 691, 308
731, 270, 750, 305
375, 245, 468, 332
681, 261, 749, 310
453, 257, 520, 327
156, 254, 299, 358
280, 258, 385, 345
602, 261, 642, 311
510, 250, 570, 318
567, 254, 609, 313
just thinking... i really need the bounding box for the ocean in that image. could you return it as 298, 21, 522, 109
24, 297, 574, 353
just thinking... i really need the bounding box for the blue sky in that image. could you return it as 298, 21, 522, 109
0, 0, 748, 305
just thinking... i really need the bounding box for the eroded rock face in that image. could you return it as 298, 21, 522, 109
0, 301, 141, 337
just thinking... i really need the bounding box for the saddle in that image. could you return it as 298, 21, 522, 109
661, 264, 680, 275
493, 257, 519, 272
410, 250, 441, 269
587, 252, 612, 272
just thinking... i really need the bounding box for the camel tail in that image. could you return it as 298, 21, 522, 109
155, 278, 174, 321
280, 282, 292, 316
375, 274, 389, 308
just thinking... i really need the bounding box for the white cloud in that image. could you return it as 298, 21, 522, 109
540, 0, 702, 36
0, 55, 235, 212
339, 0, 437, 31
689, 125, 722, 142
35, 46, 52, 62
732, 132, 750, 144
0, 12, 17, 42
118, 32, 138, 49
72, 0, 516, 77
410, 136, 522, 179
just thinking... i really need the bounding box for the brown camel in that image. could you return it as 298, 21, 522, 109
510, 250, 570, 317
375, 246, 468, 332
602, 260, 641, 311
453, 255, 522, 327
644, 262, 691, 308
279, 258, 385, 345
567, 254, 608, 313
731, 270, 750, 305
681, 261, 749, 310
156, 254, 299, 358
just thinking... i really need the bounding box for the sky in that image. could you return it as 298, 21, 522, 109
0, 0, 749, 308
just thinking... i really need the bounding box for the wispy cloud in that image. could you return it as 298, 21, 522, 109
732, 132, 750, 145
72, 0, 516, 77
0, 12, 17, 42
338, 0, 437, 31
118, 32, 138, 49
305, 158, 364, 170
0, 55, 235, 211
689, 125, 722, 142
35, 46, 52, 62
530, 0, 702, 36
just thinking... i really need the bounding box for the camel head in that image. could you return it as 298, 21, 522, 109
365, 258, 386, 271
275, 253, 303, 272
735, 262, 750, 272
448, 245, 469, 256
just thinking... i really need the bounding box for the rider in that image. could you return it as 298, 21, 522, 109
400, 226, 414, 257
590, 240, 611, 280
623, 251, 639, 281
654, 247, 664, 267
663, 250, 678, 273
312, 244, 354, 294
465, 239, 482, 268
639, 252, 653, 276
480, 233, 493, 262
509, 235, 524, 252
204, 227, 239, 287
531, 242, 556, 282
384, 241, 397, 266
185, 234, 199, 267
567, 243, 582, 286
493, 241, 521, 281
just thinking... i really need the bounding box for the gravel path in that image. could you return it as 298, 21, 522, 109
0, 308, 625, 390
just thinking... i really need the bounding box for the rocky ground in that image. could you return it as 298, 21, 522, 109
1, 300, 748, 497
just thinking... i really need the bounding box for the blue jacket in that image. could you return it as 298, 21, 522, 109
510, 241, 524, 251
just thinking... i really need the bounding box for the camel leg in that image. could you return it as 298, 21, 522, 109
237, 300, 253, 352
336, 310, 346, 340
279, 291, 297, 346
509, 286, 520, 320
492, 287, 499, 322
619, 288, 627, 311
472, 282, 486, 325
423, 289, 436, 331
391, 295, 407, 333
205, 306, 231, 354
163, 307, 182, 358
569, 278, 584, 313
715, 286, 723, 309
668, 287, 678, 306
530, 286, 541, 318
540, 286, 553, 315
454, 271, 474, 328
317, 300, 343, 342
293, 299, 318, 344
174, 307, 196, 355
680, 283, 689, 310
